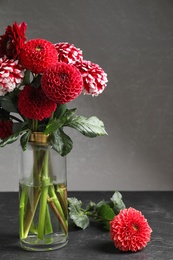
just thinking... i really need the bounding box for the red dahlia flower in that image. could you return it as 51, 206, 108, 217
0, 119, 13, 139
76, 60, 108, 96
110, 207, 152, 252
19, 38, 57, 74
0, 22, 27, 59
18, 85, 57, 121
41, 62, 83, 104
0, 57, 24, 96
54, 42, 83, 64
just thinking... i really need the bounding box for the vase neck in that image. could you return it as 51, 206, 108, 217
29, 132, 50, 145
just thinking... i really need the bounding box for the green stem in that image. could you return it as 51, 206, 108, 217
32, 120, 38, 132
48, 194, 68, 235
45, 204, 53, 235
20, 185, 41, 239
37, 185, 49, 239
57, 184, 68, 218
37, 149, 50, 240
19, 184, 27, 239
48, 185, 68, 235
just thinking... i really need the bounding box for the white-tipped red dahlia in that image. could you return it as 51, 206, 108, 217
75, 60, 108, 96
54, 42, 83, 64
0, 57, 24, 96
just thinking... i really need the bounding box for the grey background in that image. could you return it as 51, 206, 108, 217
0, 0, 173, 191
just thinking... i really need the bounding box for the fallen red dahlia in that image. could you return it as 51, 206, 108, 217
0, 57, 24, 96
41, 62, 83, 104
0, 21, 27, 60
55, 42, 83, 64
76, 60, 108, 96
18, 85, 57, 121
19, 38, 57, 74
110, 207, 152, 252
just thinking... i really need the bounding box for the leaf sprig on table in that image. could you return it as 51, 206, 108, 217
68, 191, 126, 230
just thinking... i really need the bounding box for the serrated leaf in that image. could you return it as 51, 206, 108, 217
69, 210, 90, 230
97, 204, 115, 221
0, 132, 21, 147
96, 199, 107, 208
68, 197, 83, 210
85, 201, 96, 211
64, 108, 77, 120
66, 115, 107, 137
50, 129, 73, 156
68, 197, 89, 229
111, 191, 126, 214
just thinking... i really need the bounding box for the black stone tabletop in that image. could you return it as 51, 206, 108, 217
0, 191, 173, 260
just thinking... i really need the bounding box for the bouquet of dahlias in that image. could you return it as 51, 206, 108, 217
0, 22, 108, 250
0, 22, 108, 148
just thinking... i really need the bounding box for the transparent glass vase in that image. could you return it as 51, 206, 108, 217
18, 132, 68, 251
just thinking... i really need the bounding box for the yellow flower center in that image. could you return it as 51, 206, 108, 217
35, 45, 43, 51
132, 224, 139, 231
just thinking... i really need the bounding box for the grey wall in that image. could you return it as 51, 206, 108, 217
0, 0, 173, 191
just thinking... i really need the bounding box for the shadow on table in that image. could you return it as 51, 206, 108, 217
88, 240, 152, 260
0, 233, 21, 252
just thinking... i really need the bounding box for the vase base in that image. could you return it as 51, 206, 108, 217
20, 234, 68, 251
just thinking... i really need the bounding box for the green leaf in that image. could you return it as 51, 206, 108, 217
0, 96, 18, 113
85, 201, 96, 211
66, 115, 107, 137
97, 204, 115, 221
68, 197, 90, 230
50, 129, 73, 156
30, 74, 42, 88
110, 191, 126, 214
64, 108, 77, 121
44, 118, 66, 135
96, 199, 107, 208
69, 209, 90, 230
22, 70, 32, 85
68, 197, 83, 210
96, 204, 115, 230
54, 104, 67, 119
12, 122, 27, 134
20, 130, 32, 151
0, 132, 21, 147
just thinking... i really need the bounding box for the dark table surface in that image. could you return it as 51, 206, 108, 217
0, 191, 173, 260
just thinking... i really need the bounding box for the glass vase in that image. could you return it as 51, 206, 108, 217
18, 132, 68, 251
